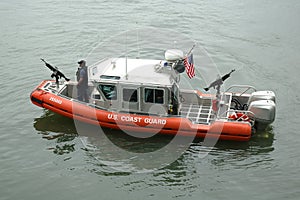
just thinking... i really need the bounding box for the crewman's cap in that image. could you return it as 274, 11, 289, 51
78, 60, 86, 65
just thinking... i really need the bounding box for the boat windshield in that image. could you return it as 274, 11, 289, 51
98, 84, 117, 100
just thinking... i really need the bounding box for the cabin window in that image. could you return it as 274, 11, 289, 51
98, 84, 117, 100
123, 88, 138, 102
100, 75, 121, 80
144, 88, 164, 104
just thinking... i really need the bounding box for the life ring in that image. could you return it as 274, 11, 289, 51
229, 112, 250, 122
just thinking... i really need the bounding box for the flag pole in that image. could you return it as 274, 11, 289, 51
183, 44, 196, 79
185, 44, 196, 58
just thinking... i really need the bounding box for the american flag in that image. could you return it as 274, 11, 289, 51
184, 53, 195, 79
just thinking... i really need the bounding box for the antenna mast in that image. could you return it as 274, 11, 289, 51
125, 30, 128, 80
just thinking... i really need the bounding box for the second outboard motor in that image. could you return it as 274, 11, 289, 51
248, 91, 276, 130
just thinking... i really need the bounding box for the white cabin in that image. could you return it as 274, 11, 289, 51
88, 57, 181, 116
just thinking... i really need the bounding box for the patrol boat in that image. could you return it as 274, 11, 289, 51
30, 50, 276, 141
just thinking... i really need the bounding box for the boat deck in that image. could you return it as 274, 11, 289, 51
180, 93, 232, 124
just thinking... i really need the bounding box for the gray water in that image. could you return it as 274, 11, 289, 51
1, 0, 300, 199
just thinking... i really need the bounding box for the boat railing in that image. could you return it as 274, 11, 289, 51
44, 80, 65, 94
225, 85, 257, 96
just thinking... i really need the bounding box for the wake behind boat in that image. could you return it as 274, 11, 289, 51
30, 49, 276, 141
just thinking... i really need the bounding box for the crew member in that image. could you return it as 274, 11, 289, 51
76, 60, 89, 102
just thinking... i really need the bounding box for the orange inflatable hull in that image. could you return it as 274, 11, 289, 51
30, 81, 252, 141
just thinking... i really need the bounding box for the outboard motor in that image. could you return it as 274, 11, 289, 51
247, 91, 276, 130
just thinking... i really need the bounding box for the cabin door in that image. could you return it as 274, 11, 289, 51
121, 86, 140, 112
